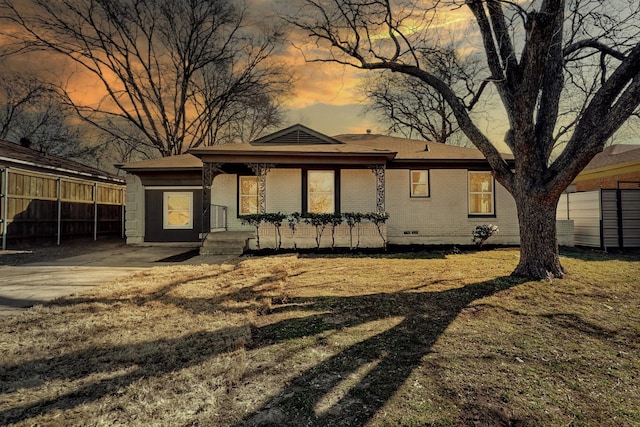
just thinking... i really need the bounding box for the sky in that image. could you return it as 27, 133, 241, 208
2, 0, 638, 151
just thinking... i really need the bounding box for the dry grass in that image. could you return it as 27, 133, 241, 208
0, 248, 639, 426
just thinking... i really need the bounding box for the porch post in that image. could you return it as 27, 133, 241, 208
202, 162, 222, 236
247, 163, 274, 213
368, 164, 386, 212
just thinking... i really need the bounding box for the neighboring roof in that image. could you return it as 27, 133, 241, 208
582, 144, 640, 171
0, 139, 124, 184
119, 153, 203, 172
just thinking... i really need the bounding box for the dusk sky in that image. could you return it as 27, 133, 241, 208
3, 0, 637, 150
265, 0, 499, 140
0, 0, 523, 151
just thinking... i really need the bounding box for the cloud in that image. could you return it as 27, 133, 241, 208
277, 44, 367, 109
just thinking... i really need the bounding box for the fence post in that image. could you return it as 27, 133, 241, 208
121, 187, 126, 239
57, 177, 62, 246
1, 167, 8, 250
93, 182, 98, 241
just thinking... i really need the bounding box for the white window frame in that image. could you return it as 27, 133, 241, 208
163, 192, 193, 229
307, 170, 335, 214
410, 170, 430, 198
468, 171, 495, 216
239, 175, 260, 215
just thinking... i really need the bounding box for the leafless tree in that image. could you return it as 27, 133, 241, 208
361, 43, 479, 146
0, 68, 100, 162
361, 73, 463, 144
284, 0, 640, 279
0, 0, 293, 157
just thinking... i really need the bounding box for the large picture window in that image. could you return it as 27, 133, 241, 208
308, 170, 335, 213
468, 171, 494, 215
410, 170, 429, 197
239, 176, 260, 215
163, 192, 193, 229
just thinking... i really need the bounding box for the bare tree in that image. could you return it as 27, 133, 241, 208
361, 44, 478, 146
285, 0, 640, 279
0, 68, 100, 162
0, 0, 292, 157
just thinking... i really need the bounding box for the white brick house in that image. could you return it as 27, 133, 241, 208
120, 124, 573, 250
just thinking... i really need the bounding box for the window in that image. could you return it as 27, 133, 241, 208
468, 171, 494, 215
308, 170, 335, 213
163, 192, 193, 229
239, 176, 260, 215
410, 170, 429, 197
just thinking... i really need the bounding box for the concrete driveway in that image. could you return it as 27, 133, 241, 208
0, 242, 231, 318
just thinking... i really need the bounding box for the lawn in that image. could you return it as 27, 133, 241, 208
0, 248, 639, 426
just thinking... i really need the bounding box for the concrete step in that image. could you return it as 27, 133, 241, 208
200, 231, 253, 255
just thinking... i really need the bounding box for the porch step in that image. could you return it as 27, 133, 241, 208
200, 231, 254, 255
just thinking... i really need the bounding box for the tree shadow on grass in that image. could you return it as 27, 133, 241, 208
0, 274, 526, 426
239, 276, 527, 426
0, 326, 251, 424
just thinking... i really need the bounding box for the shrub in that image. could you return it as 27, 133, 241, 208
287, 212, 302, 250
240, 211, 392, 251
343, 212, 363, 250
329, 213, 343, 249
472, 224, 499, 248
364, 211, 390, 250
239, 214, 265, 250
302, 213, 335, 249
263, 212, 288, 250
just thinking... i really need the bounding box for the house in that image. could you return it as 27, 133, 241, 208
571, 144, 640, 191
0, 139, 126, 249
121, 124, 574, 252
557, 144, 640, 249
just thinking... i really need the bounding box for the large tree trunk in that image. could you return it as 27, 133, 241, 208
512, 192, 565, 279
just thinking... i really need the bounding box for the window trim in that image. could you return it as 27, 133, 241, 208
163, 191, 193, 230
409, 169, 430, 198
238, 175, 261, 216
468, 171, 496, 217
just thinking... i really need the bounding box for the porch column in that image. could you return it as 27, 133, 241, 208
202, 162, 223, 234
247, 163, 274, 213
368, 164, 386, 212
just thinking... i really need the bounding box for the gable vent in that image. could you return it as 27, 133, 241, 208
270, 130, 330, 144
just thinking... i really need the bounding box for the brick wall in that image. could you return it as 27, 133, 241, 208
125, 174, 144, 244
341, 169, 377, 212
212, 173, 244, 232
267, 169, 301, 213
385, 169, 520, 245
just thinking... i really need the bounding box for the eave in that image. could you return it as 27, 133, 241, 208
573, 160, 640, 183
193, 151, 396, 165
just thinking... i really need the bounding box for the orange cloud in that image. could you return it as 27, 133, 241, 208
276, 44, 367, 109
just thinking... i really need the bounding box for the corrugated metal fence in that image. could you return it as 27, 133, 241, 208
557, 188, 640, 249
0, 167, 125, 249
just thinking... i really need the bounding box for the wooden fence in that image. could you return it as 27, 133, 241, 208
0, 167, 125, 249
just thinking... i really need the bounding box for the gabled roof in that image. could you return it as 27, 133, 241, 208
121, 125, 512, 172
252, 123, 344, 145
0, 139, 124, 184
583, 144, 640, 170
188, 124, 396, 164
